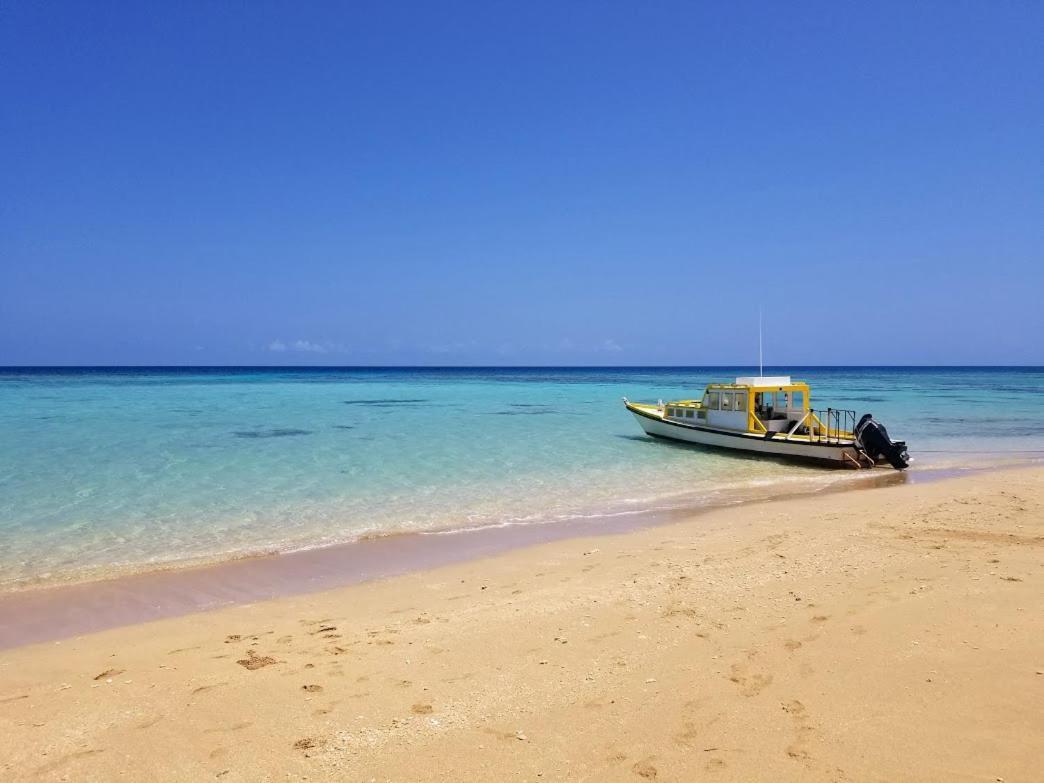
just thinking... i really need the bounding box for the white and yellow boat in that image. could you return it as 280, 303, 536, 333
624, 375, 910, 469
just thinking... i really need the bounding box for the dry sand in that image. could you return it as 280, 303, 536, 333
1, 467, 1041, 782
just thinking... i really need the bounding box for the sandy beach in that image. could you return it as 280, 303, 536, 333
1, 467, 1041, 782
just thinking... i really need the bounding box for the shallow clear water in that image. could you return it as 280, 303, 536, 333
1, 367, 1041, 589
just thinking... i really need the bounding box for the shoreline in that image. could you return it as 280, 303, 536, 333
0, 460, 900, 597
0, 465, 1040, 781
0, 462, 985, 651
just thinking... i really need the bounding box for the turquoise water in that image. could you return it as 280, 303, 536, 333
1, 367, 1041, 590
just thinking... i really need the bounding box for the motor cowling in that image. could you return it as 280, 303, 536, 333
855, 414, 910, 470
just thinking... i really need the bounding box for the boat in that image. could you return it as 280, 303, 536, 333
623, 375, 910, 469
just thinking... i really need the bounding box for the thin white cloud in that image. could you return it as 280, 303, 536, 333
600, 338, 623, 352
267, 339, 331, 354
292, 340, 328, 354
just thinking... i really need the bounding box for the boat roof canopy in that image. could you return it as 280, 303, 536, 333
734, 376, 792, 386
703, 376, 809, 393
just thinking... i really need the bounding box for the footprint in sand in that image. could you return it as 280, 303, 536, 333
664, 606, 699, 621
236, 650, 279, 670
631, 759, 658, 778
484, 727, 534, 742
93, 668, 125, 680
301, 684, 323, 693
673, 721, 700, 747
729, 662, 773, 697
782, 699, 814, 761
411, 703, 434, 714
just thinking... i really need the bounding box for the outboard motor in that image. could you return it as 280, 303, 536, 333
855, 414, 910, 470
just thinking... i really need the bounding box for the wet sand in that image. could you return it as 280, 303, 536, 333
1, 467, 1041, 781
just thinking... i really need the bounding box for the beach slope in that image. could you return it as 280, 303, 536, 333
1, 468, 1041, 781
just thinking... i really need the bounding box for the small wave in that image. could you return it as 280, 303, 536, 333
486, 410, 557, 416
233, 429, 313, 439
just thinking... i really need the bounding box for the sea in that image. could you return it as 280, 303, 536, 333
1, 366, 1041, 592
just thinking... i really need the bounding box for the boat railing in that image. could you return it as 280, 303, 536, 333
748, 411, 768, 433
807, 407, 856, 444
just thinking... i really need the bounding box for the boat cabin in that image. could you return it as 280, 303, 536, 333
663, 376, 812, 434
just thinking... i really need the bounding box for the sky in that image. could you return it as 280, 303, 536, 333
2, 2, 1042, 366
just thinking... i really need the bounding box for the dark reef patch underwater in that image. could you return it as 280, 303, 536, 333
342, 399, 429, 406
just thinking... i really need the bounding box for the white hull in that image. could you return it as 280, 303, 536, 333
629, 409, 863, 466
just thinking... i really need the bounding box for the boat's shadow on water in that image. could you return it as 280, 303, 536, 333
616, 432, 778, 462
614, 433, 882, 473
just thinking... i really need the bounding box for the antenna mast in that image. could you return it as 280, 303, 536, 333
758, 307, 763, 377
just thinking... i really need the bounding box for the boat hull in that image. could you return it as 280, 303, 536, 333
627, 405, 864, 467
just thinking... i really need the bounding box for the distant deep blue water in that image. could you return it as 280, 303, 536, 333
1, 366, 1041, 589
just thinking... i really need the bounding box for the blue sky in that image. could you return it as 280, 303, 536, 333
2, 2, 1042, 366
